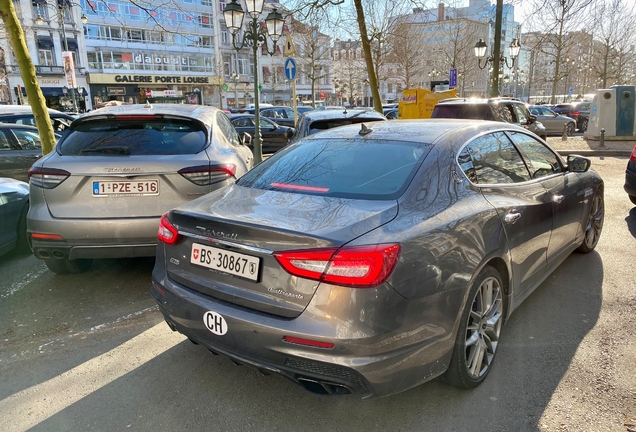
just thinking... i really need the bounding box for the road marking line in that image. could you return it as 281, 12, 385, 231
0, 264, 47, 299
0, 323, 184, 432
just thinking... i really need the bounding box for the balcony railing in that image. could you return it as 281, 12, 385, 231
8, 65, 86, 76
35, 65, 65, 75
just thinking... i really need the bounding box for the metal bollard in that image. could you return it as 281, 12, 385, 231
562, 123, 568, 141
599, 128, 606, 148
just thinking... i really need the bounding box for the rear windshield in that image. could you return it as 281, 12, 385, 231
308, 118, 383, 136
237, 138, 432, 200
58, 119, 207, 156
432, 104, 495, 120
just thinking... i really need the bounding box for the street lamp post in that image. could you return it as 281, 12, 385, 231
230, 71, 240, 110
36, 2, 87, 113
223, 0, 284, 164
474, 36, 520, 97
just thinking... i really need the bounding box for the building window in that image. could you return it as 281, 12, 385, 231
38, 49, 54, 66
219, 0, 227, 13
236, 58, 248, 75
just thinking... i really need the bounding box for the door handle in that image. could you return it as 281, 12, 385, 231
504, 212, 522, 224
552, 194, 565, 203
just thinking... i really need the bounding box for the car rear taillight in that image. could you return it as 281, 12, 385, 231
178, 164, 237, 186
31, 233, 64, 240
572, 111, 580, 116
158, 213, 180, 245
283, 336, 334, 349
28, 167, 71, 189
630, 146, 636, 163
274, 244, 401, 288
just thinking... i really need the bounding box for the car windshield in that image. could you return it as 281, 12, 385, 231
433, 104, 496, 120
58, 119, 207, 156
308, 118, 382, 136
237, 138, 432, 200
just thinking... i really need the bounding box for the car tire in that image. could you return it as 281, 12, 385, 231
577, 187, 604, 254
443, 265, 504, 389
44, 257, 93, 274
566, 122, 575, 136
580, 118, 589, 132
630, 195, 636, 206
15, 202, 31, 254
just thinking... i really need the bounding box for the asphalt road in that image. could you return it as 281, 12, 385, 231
1, 157, 634, 432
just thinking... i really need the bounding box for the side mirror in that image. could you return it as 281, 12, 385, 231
527, 114, 537, 124
285, 128, 295, 139
238, 132, 252, 146
567, 155, 591, 172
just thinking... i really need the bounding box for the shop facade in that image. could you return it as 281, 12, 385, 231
87, 73, 222, 106
11, 75, 90, 112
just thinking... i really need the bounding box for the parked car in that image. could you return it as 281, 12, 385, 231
0, 124, 62, 182
529, 105, 576, 135
0, 178, 29, 257
432, 98, 548, 140
290, 108, 387, 144
624, 145, 636, 205
552, 102, 591, 132
28, 104, 253, 274
259, 106, 296, 127
228, 114, 294, 154
296, 105, 315, 115
385, 109, 399, 120
0, 111, 75, 134
151, 120, 603, 398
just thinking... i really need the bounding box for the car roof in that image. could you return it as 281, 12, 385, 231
81, 103, 221, 121
0, 123, 39, 131
437, 97, 524, 105
300, 109, 386, 120
299, 119, 532, 147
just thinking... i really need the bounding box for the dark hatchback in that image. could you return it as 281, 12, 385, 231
151, 119, 604, 399
229, 114, 294, 154
552, 102, 591, 132
0, 124, 61, 181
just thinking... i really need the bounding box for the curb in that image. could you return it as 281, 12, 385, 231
557, 150, 632, 157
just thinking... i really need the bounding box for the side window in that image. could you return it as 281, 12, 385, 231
232, 117, 253, 127
494, 104, 514, 123
457, 147, 477, 183
0, 130, 13, 150
12, 129, 42, 150
216, 113, 240, 147
511, 104, 529, 124
260, 118, 275, 129
507, 131, 563, 179
16, 117, 36, 126
462, 132, 531, 184
261, 109, 272, 117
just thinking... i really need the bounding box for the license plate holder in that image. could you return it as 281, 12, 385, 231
92, 180, 159, 197
190, 243, 260, 282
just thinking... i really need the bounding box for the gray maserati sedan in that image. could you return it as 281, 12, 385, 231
151, 119, 604, 398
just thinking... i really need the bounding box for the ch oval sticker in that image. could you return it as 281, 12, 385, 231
203, 311, 228, 335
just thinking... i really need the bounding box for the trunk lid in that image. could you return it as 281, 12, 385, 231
41, 153, 211, 218
166, 184, 398, 318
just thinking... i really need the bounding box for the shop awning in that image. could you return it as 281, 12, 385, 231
37, 37, 54, 49
66, 39, 78, 51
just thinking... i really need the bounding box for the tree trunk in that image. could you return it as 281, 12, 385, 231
353, 0, 383, 113
0, 0, 56, 155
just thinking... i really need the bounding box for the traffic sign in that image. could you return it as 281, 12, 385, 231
320, 91, 325, 99
449, 68, 457, 88
284, 57, 297, 81
283, 35, 296, 56
222, 83, 228, 91
568, 87, 573, 96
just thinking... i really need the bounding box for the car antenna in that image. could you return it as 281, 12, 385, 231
359, 123, 372, 136
144, 101, 152, 109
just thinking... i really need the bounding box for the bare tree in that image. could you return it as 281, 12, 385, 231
589, 0, 636, 87
524, 0, 594, 103
387, 21, 425, 91
292, 18, 331, 108
0, 0, 56, 154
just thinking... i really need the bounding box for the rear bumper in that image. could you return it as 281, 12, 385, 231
150, 273, 456, 399
28, 204, 159, 259
625, 168, 636, 197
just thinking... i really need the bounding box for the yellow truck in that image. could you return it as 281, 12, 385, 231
398, 88, 457, 119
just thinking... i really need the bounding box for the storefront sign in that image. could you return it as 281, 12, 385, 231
88, 73, 222, 86
164, 90, 176, 97
107, 87, 126, 96
40, 78, 63, 86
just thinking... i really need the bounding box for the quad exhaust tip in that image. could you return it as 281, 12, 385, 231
296, 377, 353, 395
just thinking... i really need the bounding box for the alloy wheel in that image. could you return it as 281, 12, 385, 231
584, 194, 604, 250
464, 276, 503, 379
